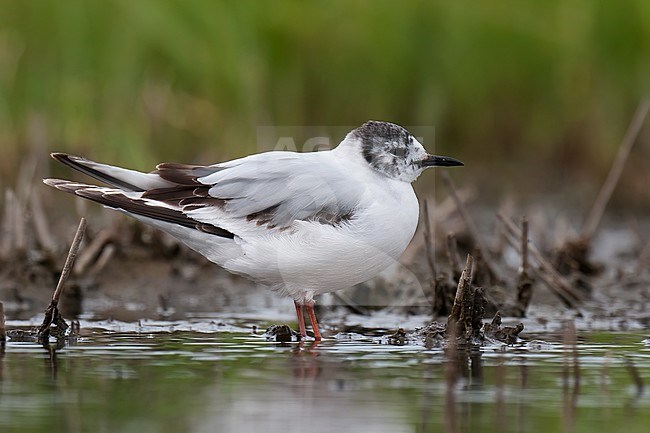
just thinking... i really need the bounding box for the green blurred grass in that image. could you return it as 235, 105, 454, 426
0, 0, 648, 196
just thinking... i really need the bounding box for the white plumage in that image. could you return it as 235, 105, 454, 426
45, 121, 463, 339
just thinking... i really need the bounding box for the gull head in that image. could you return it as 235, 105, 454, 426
345, 120, 463, 183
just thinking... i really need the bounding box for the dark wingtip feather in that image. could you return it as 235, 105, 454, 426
49, 153, 143, 191
44, 178, 235, 239
50, 152, 83, 166
51, 151, 71, 160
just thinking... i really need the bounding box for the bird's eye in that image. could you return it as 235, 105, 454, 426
390, 147, 406, 157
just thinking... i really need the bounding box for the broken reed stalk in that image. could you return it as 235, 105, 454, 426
442, 171, 500, 283
422, 199, 436, 276
37, 218, 87, 338
515, 217, 534, 314
498, 212, 584, 307
520, 217, 529, 275
582, 99, 650, 240
52, 218, 86, 305
448, 254, 474, 327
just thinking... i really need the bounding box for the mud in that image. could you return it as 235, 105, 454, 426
1, 179, 649, 343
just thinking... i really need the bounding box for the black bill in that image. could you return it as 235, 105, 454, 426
421, 154, 464, 167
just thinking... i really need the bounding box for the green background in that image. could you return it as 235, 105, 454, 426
1, 0, 648, 203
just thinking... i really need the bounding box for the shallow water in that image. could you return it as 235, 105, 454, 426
1, 317, 649, 433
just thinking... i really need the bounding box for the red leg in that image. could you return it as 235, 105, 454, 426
305, 302, 322, 341
294, 300, 306, 338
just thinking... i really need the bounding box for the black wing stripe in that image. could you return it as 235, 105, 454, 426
74, 189, 235, 239
51, 153, 144, 192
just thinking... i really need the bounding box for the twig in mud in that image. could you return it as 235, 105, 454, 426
447, 254, 488, 341
628, 218, 650, 274
401, 191, 474, 264
515, 217, 534, 315
442, 171, 500, 283
448, 254, 474, 326
498, 212, 584, 307
37, 218, 87, 339
422, 200, 436, 276
582, 99, 650, 241
52, 218, 86, 305
483, 312, 524, 344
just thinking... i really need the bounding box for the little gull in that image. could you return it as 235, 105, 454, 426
44, 121, 463, 340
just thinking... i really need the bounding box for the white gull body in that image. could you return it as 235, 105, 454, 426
45, 121, 463, 339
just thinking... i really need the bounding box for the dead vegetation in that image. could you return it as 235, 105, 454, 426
386, 255, 524, 347
412, 99, 650, 324
0, 100, 649, 346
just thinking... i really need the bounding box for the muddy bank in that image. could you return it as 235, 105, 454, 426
1, 174, 649, 334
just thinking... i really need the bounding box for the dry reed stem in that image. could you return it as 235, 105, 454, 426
448, 254, 474, 326
515, 216, 534, 314
498, 212, 584, 307
422, 199, 436, 276
52, 218, 86, 305
582, 99, 650, 240
442, 171, 499, 282
520, 216, 529, 274
37, 218, 87, 338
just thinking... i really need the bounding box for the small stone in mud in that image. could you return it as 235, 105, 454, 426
6, 329, 38, 341
416, 322, 447, 349
381, 323, 447, 347
483, 312, 524, 345
385, 328, 407, 346
264, 324, 299, 342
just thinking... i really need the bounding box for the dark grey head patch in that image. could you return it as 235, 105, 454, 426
351, 121, 422, 180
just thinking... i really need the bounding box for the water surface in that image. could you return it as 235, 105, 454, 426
1, 318, 649, 433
